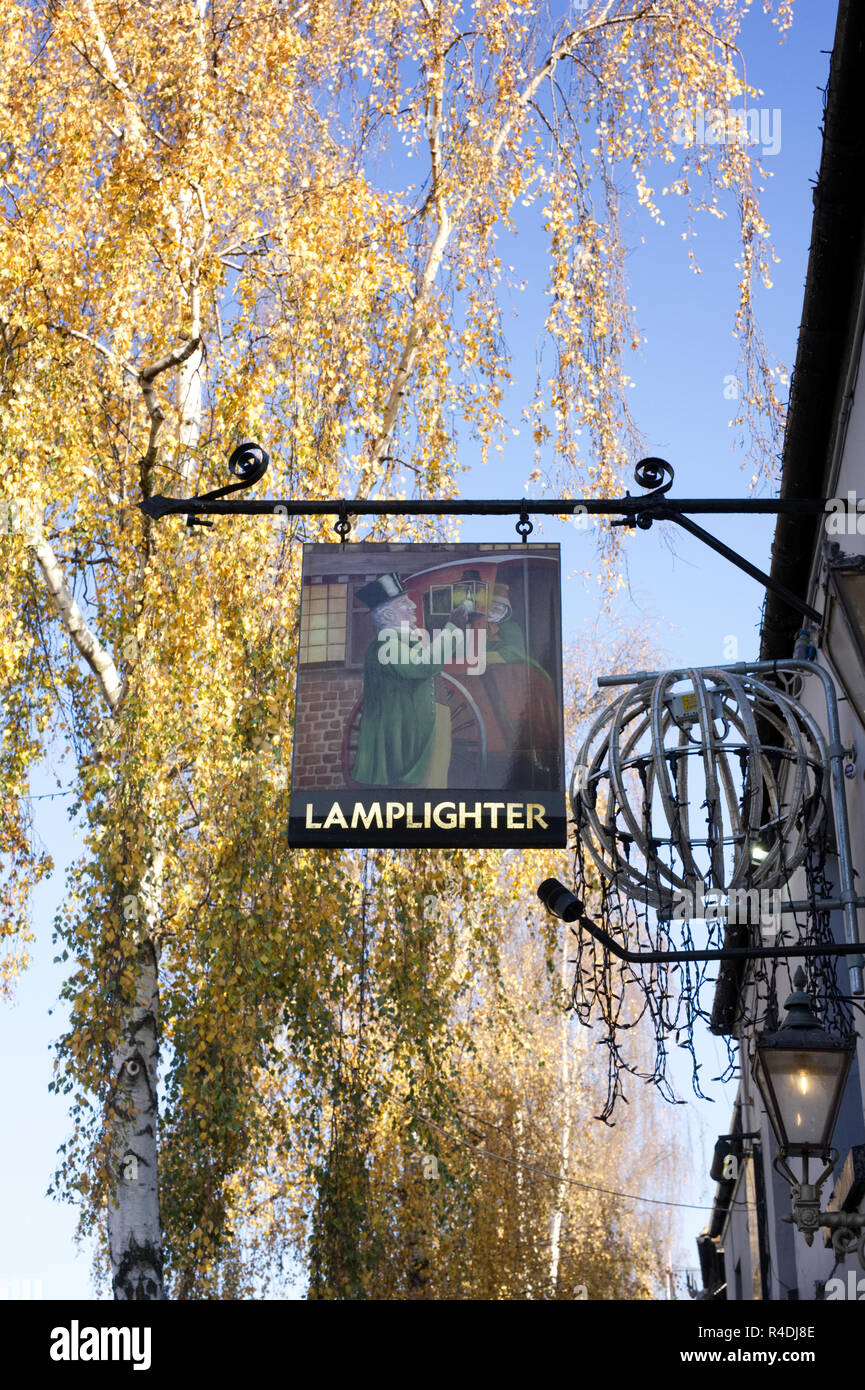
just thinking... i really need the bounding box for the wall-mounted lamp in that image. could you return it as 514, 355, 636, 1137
752, 969, 863, 1265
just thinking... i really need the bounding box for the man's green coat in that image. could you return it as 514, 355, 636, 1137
351, 637, 448, 785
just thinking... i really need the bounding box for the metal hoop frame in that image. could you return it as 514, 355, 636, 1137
573, 660, 864, 992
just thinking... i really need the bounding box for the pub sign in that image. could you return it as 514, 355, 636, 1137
288, 542, 566, 847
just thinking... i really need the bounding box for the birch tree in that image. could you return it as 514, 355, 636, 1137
0, 0, 791, 1297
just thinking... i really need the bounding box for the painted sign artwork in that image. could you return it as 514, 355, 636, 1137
288, 542, 566, 847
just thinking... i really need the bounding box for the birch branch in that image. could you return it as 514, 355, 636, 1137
32, 535, 126, 711
45, 322, 138, 382
360, 4, 654, 492
81, 0, 150, 153
491, 4, 654, 159
360, 13, 450, 495
45, 322, 200, 497
137, 335, 202, 489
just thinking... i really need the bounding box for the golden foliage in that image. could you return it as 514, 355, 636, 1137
0, 0, 789, 1295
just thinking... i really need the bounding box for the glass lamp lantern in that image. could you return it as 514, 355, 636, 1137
753, 969, 855, 1159
451, 569, 487, 614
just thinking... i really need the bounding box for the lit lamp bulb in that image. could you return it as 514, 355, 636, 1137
453, 569, 483, 618
793, 1067, 811, 1129
750, 836, 771, 864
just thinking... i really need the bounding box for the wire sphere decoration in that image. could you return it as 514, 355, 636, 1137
572, 667, 829, 918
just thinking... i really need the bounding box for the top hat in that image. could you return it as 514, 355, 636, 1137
356, 573, 409, 610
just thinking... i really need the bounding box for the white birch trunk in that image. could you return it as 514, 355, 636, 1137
31, 530, 168, 1296
107, 851, 165, 1299
44, 4, 213, 1304
175, 180, 205, 491
106, 175, 206, 1292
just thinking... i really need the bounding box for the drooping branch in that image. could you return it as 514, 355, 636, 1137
80, 0, 150, 153
32, 535, 126, 711
44, 321, 201, 500
361, 9, 451, 495
45, 322, 137, 381
361, 3, 656, 498
489, 4, 658, 160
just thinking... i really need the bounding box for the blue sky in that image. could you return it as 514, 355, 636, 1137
0, 0, 840, 1298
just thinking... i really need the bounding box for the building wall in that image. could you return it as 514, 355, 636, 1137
720, 1156, 759, 1299
291, 669, 360, 789
725, 280, 865, 1301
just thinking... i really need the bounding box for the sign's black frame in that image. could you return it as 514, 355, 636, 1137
288, 541, 567, 849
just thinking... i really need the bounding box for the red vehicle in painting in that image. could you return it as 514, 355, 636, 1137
341, 550, 562, 792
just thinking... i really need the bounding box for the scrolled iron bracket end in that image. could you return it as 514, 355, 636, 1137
634, 456, 675, 497
611, 458, 675, 530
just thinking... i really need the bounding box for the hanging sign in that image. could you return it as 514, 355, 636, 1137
288, 542, 566, 847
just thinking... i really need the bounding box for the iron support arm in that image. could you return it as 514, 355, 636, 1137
573, 912, 865, 966
643, 506, 823, 625
139, 493, 826, 522
138, 454, 830, 623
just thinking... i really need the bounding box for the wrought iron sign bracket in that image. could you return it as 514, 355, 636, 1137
538, 877, 865, 968
573, 909, 865, 967
138, 449, 827, 623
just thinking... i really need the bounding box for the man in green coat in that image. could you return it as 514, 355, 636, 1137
486, 582, 549, 676
351, 573, 454, 787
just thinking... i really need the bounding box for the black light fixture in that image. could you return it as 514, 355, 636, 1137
752, 969, 863, 1261
537, 878, 582, 923
753, 969, 854, 1158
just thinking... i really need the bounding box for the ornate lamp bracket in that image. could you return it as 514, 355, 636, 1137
776, 1150, 865, 1267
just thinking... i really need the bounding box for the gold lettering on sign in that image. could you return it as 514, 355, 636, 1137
306, 800, 554, 835
432, 802, 457, 830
